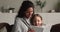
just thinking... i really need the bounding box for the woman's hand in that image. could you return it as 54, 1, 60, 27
27, 28, 35, 32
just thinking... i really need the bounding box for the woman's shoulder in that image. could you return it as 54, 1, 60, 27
15, 17, 23, 23
16, 17, 22, 20
16, 17, 23, 21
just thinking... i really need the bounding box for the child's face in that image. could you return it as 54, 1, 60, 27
33, 16, 42, 26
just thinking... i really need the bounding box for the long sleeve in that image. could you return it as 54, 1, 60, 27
11, 17, 28, 32
11, 18, 22, 32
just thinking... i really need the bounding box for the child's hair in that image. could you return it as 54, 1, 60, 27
30, 14, 42, 25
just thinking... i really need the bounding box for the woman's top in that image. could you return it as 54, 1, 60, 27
11, 17, 30, 32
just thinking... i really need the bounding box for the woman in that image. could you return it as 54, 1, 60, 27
11, 1, 35, 32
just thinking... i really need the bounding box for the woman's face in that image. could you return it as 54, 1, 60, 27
33, 16, 42, 27
25, 7, 33, 18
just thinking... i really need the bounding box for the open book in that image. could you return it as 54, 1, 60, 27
31, 26, 44, 32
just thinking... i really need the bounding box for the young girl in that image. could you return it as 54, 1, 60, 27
30, 14, 43, 27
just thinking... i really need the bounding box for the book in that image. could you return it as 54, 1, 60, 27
31, 26, 44, 32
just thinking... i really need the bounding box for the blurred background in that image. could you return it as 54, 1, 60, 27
0, 0, 60, 13
0, 0, 60, 32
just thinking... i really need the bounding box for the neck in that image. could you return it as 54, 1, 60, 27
24, 17, 30, 19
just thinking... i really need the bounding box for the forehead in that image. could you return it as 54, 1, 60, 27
26, 7, 33, 12
34, 16, 41, 20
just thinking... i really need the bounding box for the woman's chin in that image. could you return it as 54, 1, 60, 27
26, 16, 31, 19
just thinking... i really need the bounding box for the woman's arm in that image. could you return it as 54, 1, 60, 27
11, 18, 22, 32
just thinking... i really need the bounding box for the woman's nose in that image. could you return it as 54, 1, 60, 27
29, 11, 33, 14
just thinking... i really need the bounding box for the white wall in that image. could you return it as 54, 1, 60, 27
0, 13, 16, 25
0, 0, 23, 12
0, 13, 60, 25
32, 0, 58, 13
0, 0, 59, 13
